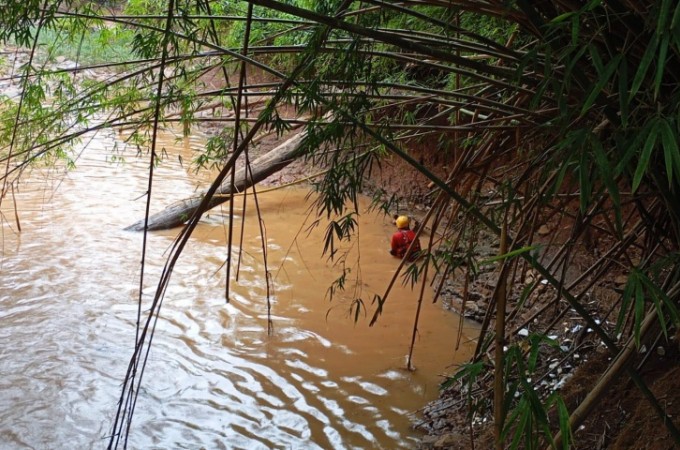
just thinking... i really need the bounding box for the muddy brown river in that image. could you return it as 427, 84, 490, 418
0, 128, 478, 449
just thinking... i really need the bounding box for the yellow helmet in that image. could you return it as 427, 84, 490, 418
396, 215, 410, 229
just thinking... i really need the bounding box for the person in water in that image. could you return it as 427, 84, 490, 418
390, 215, 421, 261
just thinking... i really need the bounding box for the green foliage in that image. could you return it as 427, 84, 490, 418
0, 0, 65, 47
535, 0, 680, 206
479, 245, 537, 266
193, 132, 232, 170
322, 212, 357, 260
325, 265, 350, 302
500, 335, 571, 450
441, 360, 489, 421
443, 334, 573, 450
457, 10, 520, 46
0, 65, 91, 169
33, 26, 136, 66
616, 257, 680, 346
401, 254, 427, 287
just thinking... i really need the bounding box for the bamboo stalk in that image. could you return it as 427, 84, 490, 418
550, 309, 664, 449
493, 208, 510, 449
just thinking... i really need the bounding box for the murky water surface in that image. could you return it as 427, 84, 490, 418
0, 128, 478, 449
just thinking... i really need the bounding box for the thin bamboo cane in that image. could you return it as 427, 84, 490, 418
493, 209, 510, 449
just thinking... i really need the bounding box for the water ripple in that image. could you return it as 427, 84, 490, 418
0, 130, 478, 449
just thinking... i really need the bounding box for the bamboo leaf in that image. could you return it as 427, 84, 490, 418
585, 0, 603, 11
550, 12, 576, 24
588, 45, 604, 75
672, 1, 680, 29
524, 386, 550, 434
632, 119, 660, 193
564, 43, 590, 83
503, 396, 526, 445
631, 34, 659, 98
658, 0, 673, 34
649, 292, 669, 339
571, 16, 579, 46
640, 271, 680, 331
615, 273, 633, 334
615, 130, 646, 176
479, 245, 537, 265
556, 396, 572, 450
368, 294, 384, 326
659, 118, 679, 187
591, 135, 622, 236
673, 129, 680, 189
634, 275, 645, 346
352, 298, 363, 323
653, 34, 670, 100
579, 149, 591, 212
441, 360, 484, 389
527, 337, 541, 374
580, 54, 622, 117
618, 56, 630, 127
509, 405, 530, 450
552, 158, 571, 197
515, 281, 536, 313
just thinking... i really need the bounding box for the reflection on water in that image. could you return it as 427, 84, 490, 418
0, 128, 478, 449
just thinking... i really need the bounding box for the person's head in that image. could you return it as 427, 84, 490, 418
395, 215, 410, 230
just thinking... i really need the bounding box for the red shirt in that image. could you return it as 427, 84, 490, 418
390, 229, 421, 260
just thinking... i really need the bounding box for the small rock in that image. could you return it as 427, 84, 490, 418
476, 286, 494, 297
555, 375, 572, 389
518, 328, 529, 337
614, 275, 628, 285
468, 291, 483, 302
463, 302, 479, 314
56, 60, 78, 70
434, 433, 463, 448
657, 346, 666, 356
538, 225, 551, 235
422, 435, 439, 445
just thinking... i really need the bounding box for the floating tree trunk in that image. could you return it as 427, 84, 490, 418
125, 132, 305, 231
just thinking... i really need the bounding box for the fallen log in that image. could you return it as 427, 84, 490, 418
125, 131, 305, 231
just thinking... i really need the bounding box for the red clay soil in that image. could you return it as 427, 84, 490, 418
567, 347, 680, 450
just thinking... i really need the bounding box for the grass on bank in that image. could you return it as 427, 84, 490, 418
28, 25, 136, 68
